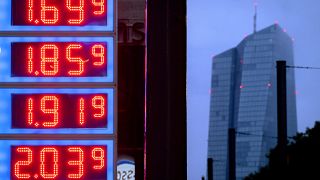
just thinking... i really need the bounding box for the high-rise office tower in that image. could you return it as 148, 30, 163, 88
207, 24, 297, 180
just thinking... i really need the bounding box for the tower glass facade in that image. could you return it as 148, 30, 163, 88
207, 24, 297, 180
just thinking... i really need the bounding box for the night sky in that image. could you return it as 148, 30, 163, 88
187, 0, 320, 179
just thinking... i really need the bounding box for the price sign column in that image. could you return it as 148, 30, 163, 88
0, 0, 117, 180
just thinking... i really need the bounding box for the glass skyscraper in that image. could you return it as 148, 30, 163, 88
207, 24, 297, 180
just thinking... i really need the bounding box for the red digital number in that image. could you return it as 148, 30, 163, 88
25, 95, 106, 128
41, 96, 59, 127
92, 148, 105, 169
66, 0, 84, 24
67, 44, 84, 75
92, 0, 105, 15
41, 44, 59, 76
40, 148, 59, 178
92, 44, 105, 66
12, 146, 106, 179
27, 96, 60, 128
68, 147, 84, 179
78, 96, 106, 125
26, 43, 106, 77
14, 147, 33, 179
27, 98, 34, 125
92, 96, 105, 118
28, 0, 34, 22
79, 98, 85, 125
41, 0, 59, 24
24, 0, 106, 25
27, 47, 33, 74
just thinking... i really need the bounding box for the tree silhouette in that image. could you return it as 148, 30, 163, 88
245, 121, 320, 180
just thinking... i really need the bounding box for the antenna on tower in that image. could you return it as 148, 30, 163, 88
254, 0, 257, 33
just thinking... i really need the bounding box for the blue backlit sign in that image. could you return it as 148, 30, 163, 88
0, 0, 117, 179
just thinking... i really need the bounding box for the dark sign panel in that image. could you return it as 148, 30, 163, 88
12, 94, 108, 128
11, 145, 107, 179
12, 42, 108, 77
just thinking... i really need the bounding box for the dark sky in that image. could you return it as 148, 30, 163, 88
187, 0, 320, 179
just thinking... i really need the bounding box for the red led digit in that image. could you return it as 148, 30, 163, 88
41, 96, 59, 127
67, 147, 84, 179
67, 44, 84, 76
92, 0, 105, 15
28, 0, 34, 22
92, 96, 105, 118
40, 147, 59, 179
79, 98, 85, 125
27, 46, 33, 74
92, 44, 105, 66
41, 44, 59, 76
66, 0, 84, 24
92, 148, 105, 170
27, 98, 33, 125
41, 0, 59, 24
14, 147, 33, 179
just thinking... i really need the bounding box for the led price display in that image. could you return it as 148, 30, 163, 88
0, 37, 114, 82
0, 89, 114, 134
11, 146, 106, 179
12, 42, 107, 77
0, 0, 114, 31
0, 140, 114, 180
12, 0, 107, 26
12, 94, 107, 129
0, 0, 117, 179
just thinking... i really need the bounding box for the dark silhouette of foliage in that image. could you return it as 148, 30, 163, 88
244, 121, 320, 180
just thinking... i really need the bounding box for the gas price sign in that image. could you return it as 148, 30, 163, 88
0, 88, 114, 134
11, 146, 107, 179
0, 140, 114, 180
0, 0, 117, 179
12, 0, 107, 26
12, 42, 107, 77
13, 94, 108, 129
0, 37, 114, 82
0, 0, 114, 31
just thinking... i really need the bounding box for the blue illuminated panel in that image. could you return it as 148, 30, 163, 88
0, 37, 114, 82
0, 0, 114, 31
0, 88, 114, 134
0, 140, 114, 180
0, 0, 117, 179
